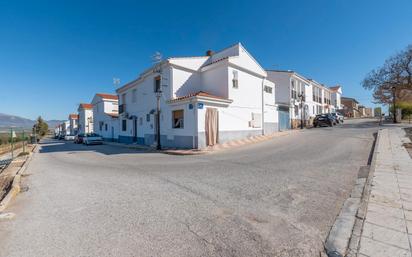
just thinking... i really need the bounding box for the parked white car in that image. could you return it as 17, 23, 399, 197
83, 133, 103, 145
331, 112, 344, 123
64, 135, 75, 140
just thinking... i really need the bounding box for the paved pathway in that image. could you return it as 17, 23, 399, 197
358, 127, 412, 257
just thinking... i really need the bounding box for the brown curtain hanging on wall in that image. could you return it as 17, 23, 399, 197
205, 108, 219, 146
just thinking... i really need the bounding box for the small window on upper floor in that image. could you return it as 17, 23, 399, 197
154, 76, 161, 93
232, 70, 238, 89
264, 85, 273, 94
121, 93, 126, 104
291, 80, 297, 99
132, 89, 137, 103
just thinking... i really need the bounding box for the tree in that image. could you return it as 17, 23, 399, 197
34, 116, 48, 137
399, 101, 412, 122
374, 107, 382, 117
362, 44, 412, 104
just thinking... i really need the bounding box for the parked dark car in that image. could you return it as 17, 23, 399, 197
313, 114, 335, 127
58, 134, 65, 140
74, 134, 85, 144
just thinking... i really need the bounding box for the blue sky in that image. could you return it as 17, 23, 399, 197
1, 0, 412, 120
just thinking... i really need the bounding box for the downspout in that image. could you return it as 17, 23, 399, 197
192, 99, 198, 149
261, 77, 265, 135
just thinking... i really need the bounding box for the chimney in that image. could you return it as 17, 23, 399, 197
206, 50, 214, 56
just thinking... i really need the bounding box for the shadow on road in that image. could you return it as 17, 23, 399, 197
39, 139, 152, 156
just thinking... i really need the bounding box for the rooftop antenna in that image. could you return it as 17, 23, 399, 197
113, 77, 121, 88
152, 51, 162, 64
152, 52, 163, 73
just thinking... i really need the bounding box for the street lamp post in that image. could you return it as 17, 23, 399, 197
392, 86, 397, 123
298, 92, 305, 129
156, 91, 162, 150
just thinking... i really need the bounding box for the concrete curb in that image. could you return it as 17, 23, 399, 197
162, 130, 298, 156
324, 129, 381, 257
0, 175, 21, 212
0, 144, 37, 213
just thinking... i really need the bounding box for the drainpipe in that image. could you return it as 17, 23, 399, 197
261, 77, 265, 135
193, 100, 198, 149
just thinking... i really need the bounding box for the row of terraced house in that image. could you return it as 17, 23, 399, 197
57, 43, 348, 149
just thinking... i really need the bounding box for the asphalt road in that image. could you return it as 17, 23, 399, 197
0, 119, 378, 257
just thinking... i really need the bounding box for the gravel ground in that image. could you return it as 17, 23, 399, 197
0, 119, 378, 257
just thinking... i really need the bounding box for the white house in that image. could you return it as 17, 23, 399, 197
61, 120, 70, 136
77, 103, 94, 134
116, 43, 277, 149
91, 93, 119, 141
68, 114, 78, 135
267, 70, 342, 129
329, 85, 343, 112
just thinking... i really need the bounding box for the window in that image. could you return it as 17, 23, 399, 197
232, 70, 238, 88
121, 93, 126, 104
291, 80, 297, 99
139, 117, 143, 125
264, 85, 273, 94
122, 120, 127, 131
172, 110, 184, 128
99, 121, 103, 131
132, 89, 137, 103
146, 114, 150, 122
313, 87, 322, 103
121, 93, 127, 112
105, 124, 107, 131
154, 76, 161, 92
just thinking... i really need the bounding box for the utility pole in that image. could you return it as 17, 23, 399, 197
153, 52, 163, 150
392, 86, 397, 123
298, 93, 305, 129
156, 89, 161, 150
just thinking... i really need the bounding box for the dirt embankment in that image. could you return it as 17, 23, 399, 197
0, 142, 24, 156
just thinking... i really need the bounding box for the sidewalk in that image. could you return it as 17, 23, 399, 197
357, 127, 412, 257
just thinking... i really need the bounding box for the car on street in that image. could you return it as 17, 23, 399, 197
313, 114, 335, 127
331, 112, 344, 123
74, 134, 85, 144
83, 133, 103, 145
64, 135, 75, 141
58, 134, 65, 140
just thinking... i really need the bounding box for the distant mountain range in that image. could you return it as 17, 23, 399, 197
0, 113, 64, 131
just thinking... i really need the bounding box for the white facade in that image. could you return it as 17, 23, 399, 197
116, 43, 277, 149
62, 120, 70, 136
68, 114, 78, 135
267, 70, 341, 128
91, 94, 119, 141
77, 104, 94, 134
330, 85, 343, 111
